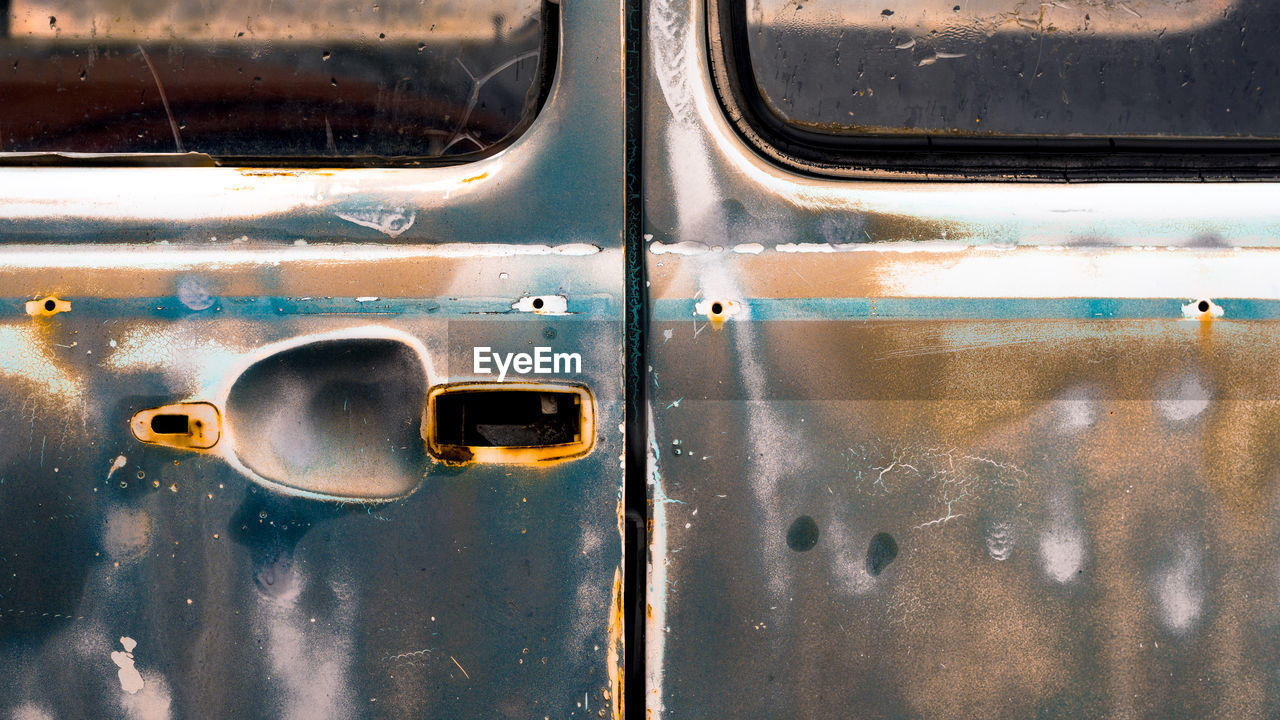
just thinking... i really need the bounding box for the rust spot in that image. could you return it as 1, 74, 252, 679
608, 567, 624, 720
434, 444, 475, 464
130, 402, 221, 450
25, 295, 70, 317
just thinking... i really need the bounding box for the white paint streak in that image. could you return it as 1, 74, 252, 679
103, 508, 153, 562
649, 0, 698, 126
120, 672, 172, 720
776, 243, 868, 253
104, 325, 251, 392
645, 410, 670, 719
0, 243, 601, 271
824, 521, 875, 595
1156, 373, 1211, 422
1154, 539, 1205, 634
0, 325, 84, 405
665, 124, 720, 242
107, 454, 128, 479
1040, 527, 1085, 583
878, 247, 1280, 298
649, 241, 710, 256
8, 704, 54, 720
257, 574, 356, 720
1052, 385, 1098, 433
334, 206, 416, 238
1039, 493, 1086, 583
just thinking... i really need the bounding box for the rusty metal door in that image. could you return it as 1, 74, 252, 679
0, 1, 624, 717
643, 0, 1280, 718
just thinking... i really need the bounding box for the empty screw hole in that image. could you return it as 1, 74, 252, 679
43, 299, 55, 311
710, 302, 724, 315
531, 297, 544, 310
1198, 300, 1210, 313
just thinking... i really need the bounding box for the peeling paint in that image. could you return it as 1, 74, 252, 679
334, 206, 417, 238
511, 294, 569, 314
1154, 537, 1206, 634
0, 325, 84, 405
110, 637, 144, 694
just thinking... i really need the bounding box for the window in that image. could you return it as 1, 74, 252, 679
715, 0, 1280, 175
0, 0, 552, 159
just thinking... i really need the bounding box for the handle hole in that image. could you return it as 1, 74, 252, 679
427, 383, 595, 464
150, 414, 190, 435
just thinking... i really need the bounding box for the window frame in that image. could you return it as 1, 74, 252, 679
0, 0, 561, 168
708, 0, 1280, 181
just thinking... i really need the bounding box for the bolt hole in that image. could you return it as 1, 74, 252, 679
531, 297, 544, 310
43, 299, 55, 311
1197, 300, 1210, 313
710, 302, 724, 315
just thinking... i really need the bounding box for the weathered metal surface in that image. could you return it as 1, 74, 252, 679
644, 0, 1280, 718
0, 0, 621, 246
0, 1, 624, 717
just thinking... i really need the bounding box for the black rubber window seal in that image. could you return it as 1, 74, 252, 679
707, 0, 1280, 182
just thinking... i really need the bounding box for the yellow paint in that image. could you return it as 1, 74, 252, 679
694, 298, 738, 329
25, 295, 70, 317
460, 172, 489, 184
608, 567, 624, 720
130, 402, 221, 450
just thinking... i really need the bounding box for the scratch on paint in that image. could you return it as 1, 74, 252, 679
449, 655, 470, 679
384, 648, 432, 662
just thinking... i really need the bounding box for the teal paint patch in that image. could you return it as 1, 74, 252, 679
651, 298, 1280, 321
3, 296, 619, 320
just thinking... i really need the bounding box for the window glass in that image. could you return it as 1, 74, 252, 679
744, 0, 1280, 139
1, 0, 545, 157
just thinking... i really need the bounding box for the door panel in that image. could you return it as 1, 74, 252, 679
643, 0, 1280, 718
0, 1, 624, 718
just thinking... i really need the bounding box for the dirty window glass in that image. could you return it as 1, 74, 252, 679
743, 0, 1280, 139
0, 0, 545, 157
